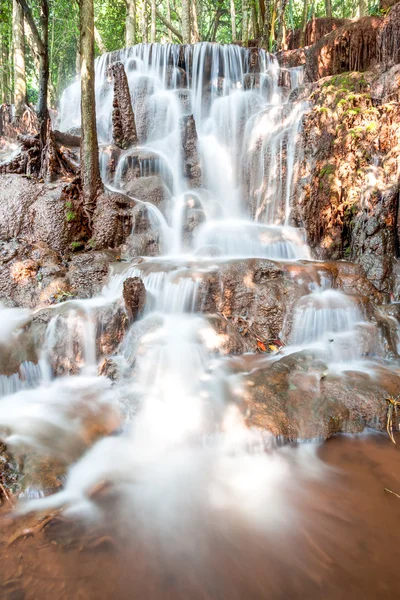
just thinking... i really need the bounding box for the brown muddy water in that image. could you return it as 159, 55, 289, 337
1, 432, 400, 600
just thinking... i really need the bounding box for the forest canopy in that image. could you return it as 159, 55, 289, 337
0, 0, 388, 108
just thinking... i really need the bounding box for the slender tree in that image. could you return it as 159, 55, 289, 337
139, 0, 148, 42
191, 0, 200, 43
300, 0, 308, 47
166, 0, 172, 42
12, 0, 26, 116
230, 0, 237, 41
150, 0, 156, 41
242, 0, 249, 46
16, 0, 49, 143
182, 0, 190, 44
325, 0, 332, 17
80, 0, 102, 219
125, 0, 136, 46
357, 0, 367, 16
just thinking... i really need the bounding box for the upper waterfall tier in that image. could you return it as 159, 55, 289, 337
59, 43, 307, 257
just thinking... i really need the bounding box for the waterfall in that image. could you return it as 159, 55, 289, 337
0, 42, 387, 516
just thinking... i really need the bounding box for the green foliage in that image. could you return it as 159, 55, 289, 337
366, 121, 378, 133
54, 288, 74, 302
66, 211, 76, 222
320, 163, 335, 178
343, 107, 361, 116
70, 240, 83, 250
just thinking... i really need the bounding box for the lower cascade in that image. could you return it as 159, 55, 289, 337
2, 36, 400, 597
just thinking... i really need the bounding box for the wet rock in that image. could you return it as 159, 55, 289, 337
192, 258, 386, 351
296, 71, 400, 295
92, 189, 136, 250
125, 175, 169, 207
0, 175, 43, 240
123, 277, 146, 322
243, 73, 273, 96
66, 250, 118, 299
122, 204, 162, 257
181, 115, 201, 189
287, 17, 351, 50
0, 175, 88, 255
96, 302, 129, 356
377, 2, 400, 69
240, 351, 400, 440
166, 65, 187, 88
108, 61, 138, 149
370, 64, 400, 103
132, 76, 155, 143
206, 314, 253, 355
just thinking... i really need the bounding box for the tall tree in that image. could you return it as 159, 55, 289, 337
182, 0, 190, 44
12, 0, 26, 116
191, 0, 200, 43
300, 0, 308, 47
325, 0, 332, 17
166, 0, 172, 42
150, 0, 156, 42
357, 0, 367, 16
17, 0, 49, 143
242, 0, 249, 46
230, 0, 237, 42
80, 0, 102, 219
125, 0, 136, 46
139, 0, 147, 42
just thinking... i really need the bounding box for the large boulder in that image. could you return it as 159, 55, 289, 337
91, 189, 136, 250
239, 350, 400, 440
123, 276, 146, 322
125, 175, 169, 207
181, 115, 202, 189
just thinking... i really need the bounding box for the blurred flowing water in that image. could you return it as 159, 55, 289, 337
0, 43, 399, 598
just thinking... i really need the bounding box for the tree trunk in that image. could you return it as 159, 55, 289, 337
76, 37, 80, 75
125, 0, 136, 46
94, 25, 106, 54
261, 0, 271, 49
251, 0, 259, 39
357, 0, 367, 17
191, 0, 200, 42
182, 0, 191, 44
150, 0, 156, 42
140, 0, 148, 42
166, 0, 172, 42
242, 0, 249, 46
1, 34, 10, 104
37, 0, 49, 143
80, 0, 102, 220
16, 0, 49, 146
13, 0, 26, 117
144, 0, 182, 41
300, 0, 308, 47
276, 0, 287, 50
230, 0, 237, 41
324, 0, 332, 18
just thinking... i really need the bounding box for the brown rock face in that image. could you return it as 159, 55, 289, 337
125, 175, 169, 207
305, 17, 382, 82
287, 17, 351, 50
0, 175, 89, 255
91, 189, 136, 250
378, 2, 400, 69
240, 351, 400, 441
123, 277, 146, 322
108, 62, 138, 149
295, 71, 400, 295
181, 115, 202, 189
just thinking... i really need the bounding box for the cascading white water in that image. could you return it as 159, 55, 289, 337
0, 42, 383, 517
59, 42, 309, 259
